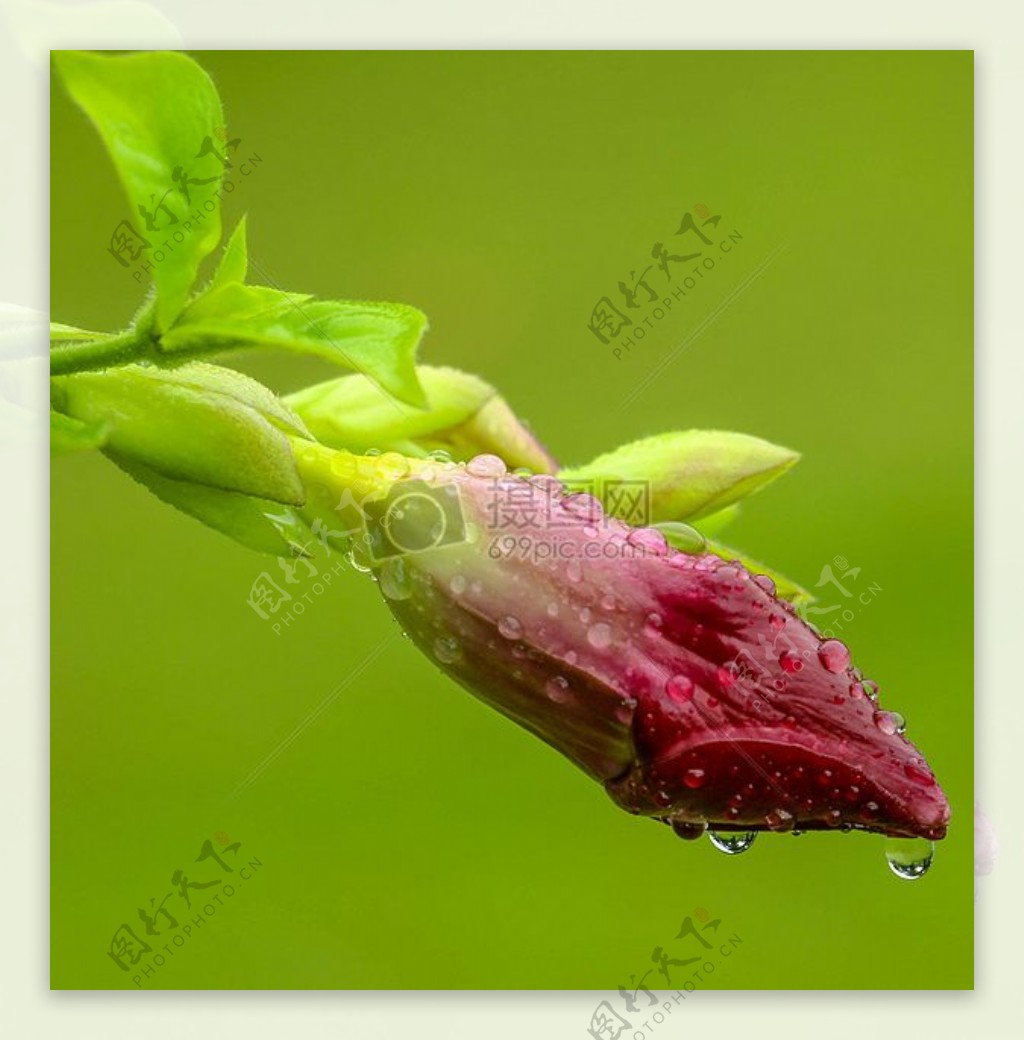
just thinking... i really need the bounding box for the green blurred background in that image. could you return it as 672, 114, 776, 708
50, 51, 973, 990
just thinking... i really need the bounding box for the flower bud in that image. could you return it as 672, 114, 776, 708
302, 445, 949, 842
285, 365, 556, 473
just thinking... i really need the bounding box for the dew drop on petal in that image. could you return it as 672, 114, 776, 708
644, 612, 663, 636
862, 679, 880, 701
566, 559, 583, 583
546, 675, 571, 703
449, 574, 467, 596
708, 831, 756, 855
818, 639, 850, 673
587, 622, 613, 650
498, 616, 523, 640
885, 837, 935, 880
433, 636, 461, 664
546, 601, 559, 618
378, 558, 412, 601
753, 573, 777, 596
467, 453, 507, 478
765, 808, 795, 832
626, 527, 669, 557
666, 675, 695, 704
683, 768, 706, 789
769, 614, 786, 633
873, 710, 905, 736
779, 651, 803, 675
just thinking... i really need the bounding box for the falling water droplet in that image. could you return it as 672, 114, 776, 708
818, 639, 850, 673
671, 819, 707, 841
466, 453, 507, 478
498, 616, 523, 640
379, 558, 412, 601
587, 622, 613, 649
708, 831, 757, 855
885, 837, 935, 880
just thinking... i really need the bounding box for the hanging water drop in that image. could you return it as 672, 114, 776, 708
707, 831, 756, 855
885, 837, 935, 880
873, 710, 906, 736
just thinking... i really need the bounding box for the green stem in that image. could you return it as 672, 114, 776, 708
49, 326, 153, 375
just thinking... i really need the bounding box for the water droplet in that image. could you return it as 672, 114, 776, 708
904, 762, 935, 786
885, 837, 935, 880
708, 831, 756, 855
779, 651, 803, 675
769, 614, 786, 633
862, 679, 880, 701
600, 593, 616, 611
546, 601, 559, 618
683, 768, 706, 789
715, 666, 736, 691
347, 538, 373, 573
587, 622, 612, 650
666, 675, 695, 704
627, 527, 669, 557
579, 607, 592, 624
753, 573, 776, 596
873, 710, 906, 736
644, 612, 663, 635
818, 639, 850, 673
364, 448, 382, 457
765, 808, 795, 831
671, 819, 707, 841
379, 558, 413, 600
563, 492, 603, 520
546, 675, 571, 703
467, 453, 507, 478
433, 636, 460, 664
449, 574, 467, 595
566, 559, 583, 583
428, 448, 453, 464
654, 521, 706, 554
378, 452, 410, 481
498, 616, 523, 640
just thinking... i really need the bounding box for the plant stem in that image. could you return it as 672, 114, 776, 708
49, 326, 152, 375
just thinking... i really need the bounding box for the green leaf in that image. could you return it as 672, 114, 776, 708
50, 409, 109, 456
52, 362, 307, 504
704, 538, 813, 607
54, 50, 226, 331
161, 295, 429, 407
559, 430, 799, 524
208, 215, 248, 291
110, 452, 313, 557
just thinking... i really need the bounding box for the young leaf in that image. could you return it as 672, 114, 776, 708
162, 296, 429, 407
208, 215, 249, 292
53, 50, 226, 331
110, 452, 314, 558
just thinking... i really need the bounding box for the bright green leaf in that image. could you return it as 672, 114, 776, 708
162, 296, 429, 407
54, 50, 226, 331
